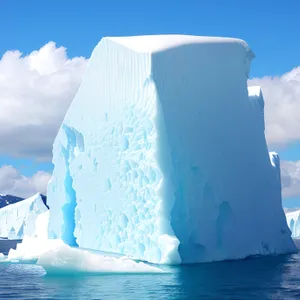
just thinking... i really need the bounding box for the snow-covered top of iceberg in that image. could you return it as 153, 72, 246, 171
0, 194, 24, 209
103, 34, 253, 54
0, 193, 43, 209
248, 86, 262, 97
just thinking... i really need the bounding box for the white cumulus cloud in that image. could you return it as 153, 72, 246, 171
281, 160, 300, 199
1, 42, 299, 159
0, 165, 51, 198
1, 42, 300, 201
0, 42, 88, 161
249, 67, 300, 148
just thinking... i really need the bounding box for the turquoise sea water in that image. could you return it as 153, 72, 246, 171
1, 253, 300, 300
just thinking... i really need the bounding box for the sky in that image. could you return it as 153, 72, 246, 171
0, 0, 299, 206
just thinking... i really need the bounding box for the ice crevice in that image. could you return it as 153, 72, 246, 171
60, 124, 85, 247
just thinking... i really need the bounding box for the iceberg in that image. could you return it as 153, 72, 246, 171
0, 194, 24, 209
0, 193, 48, 239
47, 35, 296, 264
7, 235, 63, 262
285, 210, 300, 238
34, 210, 50, 240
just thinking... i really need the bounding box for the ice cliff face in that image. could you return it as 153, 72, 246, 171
47, 35, 296, 264
0, 193, 49, 239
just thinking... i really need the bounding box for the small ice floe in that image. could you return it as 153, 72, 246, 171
7, 235, 64, 263
5, 235, 166, 275
37, 244, 166, 275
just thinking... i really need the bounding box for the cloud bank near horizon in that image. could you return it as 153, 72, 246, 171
0, 165, 51, 198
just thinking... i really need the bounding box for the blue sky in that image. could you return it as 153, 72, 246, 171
0, 0, 299, 203
1, 0, 300, 77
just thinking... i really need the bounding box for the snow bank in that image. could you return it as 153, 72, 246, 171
0, 193, 48, 239
47, 34, 295, 264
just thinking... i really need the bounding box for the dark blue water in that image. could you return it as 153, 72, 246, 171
1, 253, 300, 300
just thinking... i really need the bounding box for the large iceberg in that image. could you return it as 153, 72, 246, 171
47, 35, 296, 264
0, 193, 48, 239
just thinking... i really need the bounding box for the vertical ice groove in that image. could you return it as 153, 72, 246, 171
60, 125, 84, 247
60, 145, 78, 246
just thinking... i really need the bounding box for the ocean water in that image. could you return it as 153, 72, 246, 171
1, 253, 300, 300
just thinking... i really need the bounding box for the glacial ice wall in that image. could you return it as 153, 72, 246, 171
0, 193, 48, 239
47, 35, 296, 264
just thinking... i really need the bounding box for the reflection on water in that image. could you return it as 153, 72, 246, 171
1, 254, 300, 299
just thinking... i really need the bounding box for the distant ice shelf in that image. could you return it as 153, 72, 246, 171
0, 194, 24, 209
47, 34, 296, 264
0, 193, 48, 240
285, 210, 300, 239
